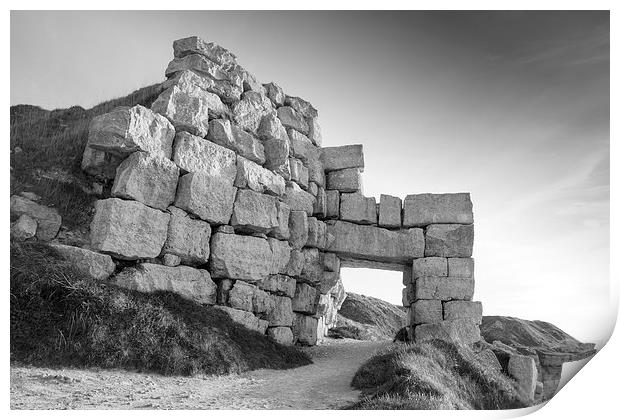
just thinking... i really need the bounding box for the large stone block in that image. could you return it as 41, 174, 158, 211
299, 248, 324, 285
320, 144, 364, 172
415, 276, 475, 300
307, 117, 322, 146
267, 296, 294, 326
164, 62, 242, 104
277, 106, 309, 134
313, 186, 327, 218
174, 172, 237, 225
267, 327, 294, 345
258, 112, 290, 170
207, 119, 265, 165
115, 263, 216, 305
325, 190, 340, 219
324, 253, 340, 272
216, 306, 269, 334
49, 244, 115, 281
326, 168, 362, 193
10, 195, 61, 241
288, 129, 317, 165
508, 354, 538, 403
292, 283, 319, 314
284, 95, 318, 118
263, 82, 285, 107
403, 193, 473, 227
161, 71, 228, 119
234, 156, 285, 196
271, 201, 291, 240
425, 224, 474, 257
306, 217, 327, 249
412, 257, 448, 279
209, 232, 274, 281
288, 210, 308, 249
228, 280, 256, 312
172, 131, 237, 182
448, 257, 475, 278
289, 158, 309, 189
415, 319, 481, 345
173, 36, 237, 65
284, 249, 304, 277
283, 181, 315, 215
111, 152, 179, 211
330, 277, 347, 309
232, 91, 273, 133
410, 300, 443, 325
258, 274, 296, 298
443, 301, 483, 324
268, 238, 292, 275
164, 53, 243, 89
340, 193, 377, 225
293, 313, 322, 345
318, 271, 340, 295
151, 86, 209, 138
81, 146, 125, 180
90, 198, 170, 260
162, 206, 211, 265
216, 279, 234, 305
230, 189, 279, 234
326, 221, 424, 264
307, 155, 325, 187
378, 194, 402, 228
252, 288, 275, 315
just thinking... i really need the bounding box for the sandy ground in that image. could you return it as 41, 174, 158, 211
10, 338, 390, 410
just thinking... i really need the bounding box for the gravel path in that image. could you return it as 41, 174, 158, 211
10, 338, 390, 410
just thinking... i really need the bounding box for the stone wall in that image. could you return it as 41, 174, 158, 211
80, 36, 481, 346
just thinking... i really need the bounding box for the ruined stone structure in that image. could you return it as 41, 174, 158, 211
75, 36, 481, 346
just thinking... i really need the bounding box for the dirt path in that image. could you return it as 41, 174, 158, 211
10, 338, 390, 410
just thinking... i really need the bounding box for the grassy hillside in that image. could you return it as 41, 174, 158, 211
329, 292, 406, 341
348, 340, 527, 410
10, 241, 311, 376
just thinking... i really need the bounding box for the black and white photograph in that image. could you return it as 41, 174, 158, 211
6, 3, 615, 415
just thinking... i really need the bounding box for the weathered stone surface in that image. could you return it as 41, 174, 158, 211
402, 265, 413, 285
175, 172, 237, 225
10, 214, 37, 241
415, 319, 481, 345
257, 112, 290, 170
216, 225, 235, 234
207, 119, 265, 165
308, 182, 319, 197
288, 210, 308, 249
267, 296, 294, 326
252, 287, 275, 315
163, 253, 181, 267
320, 145, 364, 172
81, 146, 125, 179
288, 129, 316, 164
283, 181, 315, 215
330, 277, 347, 309
306, 217, 326, 249
508, 354, 538, 403
268, 327, 294, 345
173, 36, 237, 65
269, 201, 291, 240
164, 64, 242, 104
293, 314, 321, 345
228, 280, 256, 312
425, 224, 474, 257
284, 96, 318, 118
313, 293, 331, 318
210, 232, 274, 281
151, 86, 209, 138
403, 193, 474, 227
299, 248, 324, 285
313, 186, 326, 218
216, 279, 234, 304
241, 68, 265, 94
115, 263, 216, 304
234, 156, 285, 196
161, 70, 228, 118
231, 189, 279, 234
268, 238, 292, 275
324, 253, 340, 273
326, 168, 362, 193
289, 158, 309, 189
415, 276, 475, 300
402, 284, 414, 307
162, 206, 211, 265
378, 194, 402, 228
284, 249, 304, 277
325, 190, 340, 219
90, 198, 169, 260
444, 301, 483, 324
326, 221, 424, 263
340, 193, 377, 225
263, 82, 285, 107
232, 91, 273, 133
410, 300, 443, 325
277, 106, 309, 134
258, 274, 296, 298
448, 257, 475, 278
412, 257, 448, 279
165, 53, 243, 87
216, 305, 269, 334
111, 152, 179, 210
306, 155, 325, 187
49, 244, 116, 281
172, 131, 237, 182
292, 283, 319, 314
10, 196, 61, 241
306, 117, 322, 146
318, 271, 339, 295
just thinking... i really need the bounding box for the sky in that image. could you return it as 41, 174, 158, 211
10, 11, 611, 345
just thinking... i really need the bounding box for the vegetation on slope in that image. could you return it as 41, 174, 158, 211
329, 292, 406, 341
10, 241, 312, 376
347, 340, 528, 410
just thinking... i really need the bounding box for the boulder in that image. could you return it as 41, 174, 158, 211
161, 70, 228, 118
283, 181, 315, 215
284, 95, 318, 118
299, 248, 324, 285
292, 283, 319, 314
216, 306, 269, 334
293, 314, 322, 345
49, 244, 115, 281
164, 62, 242, 104
10, 195, 62, 241
263, 82, 285, 107
415, 319, 481, 345
284, 249, 304, 277
326, 221, 424, 263
288, 210, 308, 249
425, 224, 474, 257
228, 280, 256, 312
151, 86, 209, 138
207, 119, 266, 165
277, 106, 309, 134
234, 156, 285, 196
231, 189, 279, 234
232, 91, 273, 133
403, 193, 474, 227
378, 194, 402, 228
325, 190, 340, 219
289, 158, 309, 189
175, 172, 237, 225
267, 327, 294, 345
508, 354, 538, 403
448, 257, 475, 278
412, 257, 448, 279
306, 117, 322, 146
258, 274, 296, 298
409, 300, 443, 325
443, 301, 483, 324
326, 168, 362, 193
340, 193, 377, 225
320, 144, 364, 172
111, 152, 179, 211
115, 263, 216, 304
415, 276, 475, 300
267, 296, 294, 326
172, 131, 237, 182
172, 36, 237, 65
90, 198, 170, 260
10, 214, 37, 241
209, 232, 273, 281
161, 206, 211, 265
268, 238, 292, 275
271, 201, 291, 240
